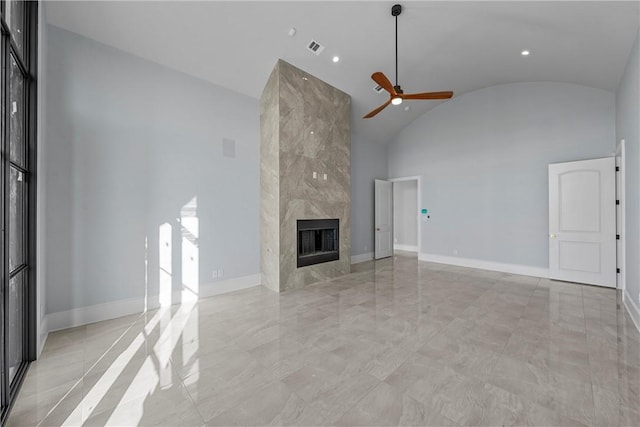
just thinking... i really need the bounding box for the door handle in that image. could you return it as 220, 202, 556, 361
550, 234, 557, 239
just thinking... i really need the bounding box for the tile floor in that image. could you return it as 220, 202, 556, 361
7, 253, 640, 426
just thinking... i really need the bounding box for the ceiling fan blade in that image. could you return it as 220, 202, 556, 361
371, 72, 397, 96
403, 91, 454, 100
363, 98, 392, 119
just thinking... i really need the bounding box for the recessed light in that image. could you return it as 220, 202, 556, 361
310, 131, 314, 135
302, 76, 308, 81
332, 56, 340, 63
521, 50, 530, 56
404, 106, 410, 111
288, 27, 297, 37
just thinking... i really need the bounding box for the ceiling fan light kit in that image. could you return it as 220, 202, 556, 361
364, 3, 454, 119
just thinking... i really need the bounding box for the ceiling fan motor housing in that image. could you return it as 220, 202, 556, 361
391, 4, 402, 16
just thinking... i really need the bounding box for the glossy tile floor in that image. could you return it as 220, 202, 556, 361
8, 253, 640, 426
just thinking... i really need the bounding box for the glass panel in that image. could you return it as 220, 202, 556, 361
9, 54, 25, 166
5, 0, 24, 58
9, 167, 24, 271
8, 271, 24, 384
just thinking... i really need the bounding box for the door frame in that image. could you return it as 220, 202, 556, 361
616, 139, 626, 292
389, 176, 421, 256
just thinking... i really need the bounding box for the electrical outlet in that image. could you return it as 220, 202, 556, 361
453, 249, 458, 256
218, 269, 224, 279
212, 270, 218, 279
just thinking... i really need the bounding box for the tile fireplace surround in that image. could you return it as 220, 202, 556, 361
260, 60, 351, 292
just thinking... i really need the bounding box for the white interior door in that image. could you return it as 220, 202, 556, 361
548, 157, 616, 287
375, 179, 393, 259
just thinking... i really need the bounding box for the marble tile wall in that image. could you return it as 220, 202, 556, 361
260, 65, 281, 292
260, 60, 351, 291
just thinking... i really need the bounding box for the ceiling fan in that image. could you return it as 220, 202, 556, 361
363, 4, 453, 119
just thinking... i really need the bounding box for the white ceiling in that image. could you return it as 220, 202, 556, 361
45, 1, 640, 145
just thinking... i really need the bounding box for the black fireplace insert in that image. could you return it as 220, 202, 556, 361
297, 219, 339, 268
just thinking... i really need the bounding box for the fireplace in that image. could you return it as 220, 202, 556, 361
297, 219, 339, 268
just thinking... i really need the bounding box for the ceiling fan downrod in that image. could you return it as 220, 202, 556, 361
392, 4, 402, 92
362, 2, 453, 119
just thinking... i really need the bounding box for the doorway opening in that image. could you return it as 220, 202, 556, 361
390, 176, 421, 259
374, 176, 421, 260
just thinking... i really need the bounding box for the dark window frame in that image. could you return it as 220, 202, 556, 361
0, 0, 37, 423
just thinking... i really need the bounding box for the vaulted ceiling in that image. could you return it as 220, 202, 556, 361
45, 1, 640, 144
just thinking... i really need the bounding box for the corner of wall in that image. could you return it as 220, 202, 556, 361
616, 28, 640, 333
351, 252, 374, 264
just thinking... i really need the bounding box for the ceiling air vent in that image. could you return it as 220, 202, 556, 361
306, 39, 325, 56
373, 85, 384, 94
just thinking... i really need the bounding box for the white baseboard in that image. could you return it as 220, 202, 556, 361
45, 274, 261, 334
418, 252, 550, 279
198, 274, 261, 298
46, 295, 150, 333
623, 290, 640, 333
351, 252, 374, 264
394, 244, 418, 253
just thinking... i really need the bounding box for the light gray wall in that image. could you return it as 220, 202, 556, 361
389, 82, 615, 268
45, 26, 260, 314
351, 132, 387, 256
616, 30, 640, 307
393, 180, 417, 248
37, 2, 48, 353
